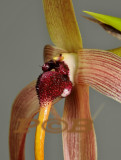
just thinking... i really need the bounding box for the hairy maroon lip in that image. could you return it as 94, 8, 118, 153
36, 60, 72, 106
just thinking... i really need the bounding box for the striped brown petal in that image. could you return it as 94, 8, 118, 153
76, 49, 121, 103
9, 81, 39, 160
63, 85, 97, 160
44, 45, 67, 62
9, 80, 61, 160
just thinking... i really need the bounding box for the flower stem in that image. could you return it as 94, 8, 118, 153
35, 102, 52, 160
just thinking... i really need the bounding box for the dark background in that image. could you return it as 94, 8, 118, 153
0, 0, 121, 159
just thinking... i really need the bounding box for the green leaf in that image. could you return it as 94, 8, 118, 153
83, 11, 121, 32
83, 11, 121, 41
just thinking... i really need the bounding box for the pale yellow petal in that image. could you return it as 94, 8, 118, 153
42, 0, 83, 52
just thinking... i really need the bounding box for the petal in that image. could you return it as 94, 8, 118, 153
108, 47, 121, 57
9, 80, 60, 160
76, 49, 121, 103
9, 81, 39, 160
44, 45, 67, 62
83, 11, 121, 31
83, 11, 121, 40
42, 0, 83, 52
63, 85, 97, 160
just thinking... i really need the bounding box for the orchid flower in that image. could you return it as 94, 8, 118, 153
9, 0, 121, 160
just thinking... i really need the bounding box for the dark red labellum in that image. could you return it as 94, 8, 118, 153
36, 60, 72, 106
42, 60, 57, 72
